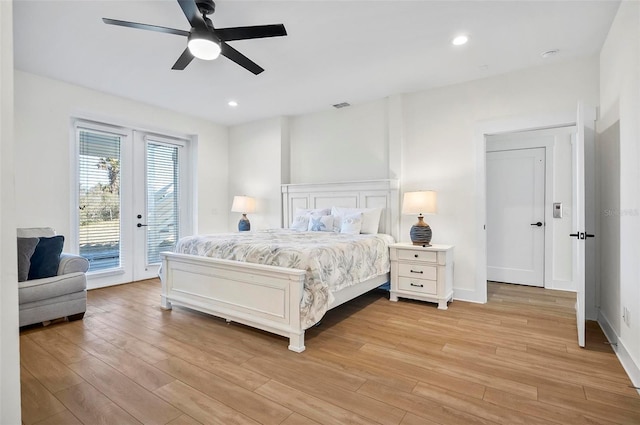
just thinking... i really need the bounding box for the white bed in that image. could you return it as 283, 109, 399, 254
160, 179, 399, 352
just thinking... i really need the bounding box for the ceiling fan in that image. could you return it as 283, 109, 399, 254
103, 0, 287, 75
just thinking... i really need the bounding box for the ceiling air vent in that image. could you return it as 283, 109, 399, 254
332, 102, 351, 109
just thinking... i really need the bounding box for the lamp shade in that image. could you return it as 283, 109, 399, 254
402, 191, 437, 215
231, 196, 256, 213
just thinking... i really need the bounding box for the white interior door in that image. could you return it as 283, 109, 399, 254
572, 104, 587, 347
487, 148, 546, 286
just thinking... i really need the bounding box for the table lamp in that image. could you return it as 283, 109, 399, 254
231, 195, 256, 231
402, 191, 437, 246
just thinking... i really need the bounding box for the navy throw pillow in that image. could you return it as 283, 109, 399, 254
28, 235, 64, 280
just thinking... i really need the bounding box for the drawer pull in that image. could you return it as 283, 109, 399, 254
414, 254, 419, 258
410, 269, 424, 274
410, 283, 424, 288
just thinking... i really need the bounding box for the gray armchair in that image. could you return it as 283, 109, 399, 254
17, 227, 89, 327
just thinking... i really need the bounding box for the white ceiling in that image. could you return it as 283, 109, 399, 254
13, 0, 620, 126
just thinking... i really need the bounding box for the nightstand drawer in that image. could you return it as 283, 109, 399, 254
397, 250, 437, 263
398, 277, 437, 294
398, 263, 437, 280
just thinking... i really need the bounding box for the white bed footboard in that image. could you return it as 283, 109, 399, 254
160, 252, 307, 352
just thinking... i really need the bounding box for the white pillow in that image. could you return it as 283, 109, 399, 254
295, 207, 331, 216
290, 213, 311, 231
340, 212, 363, 234
331, 206, 382, 234
307, 214, 334, 232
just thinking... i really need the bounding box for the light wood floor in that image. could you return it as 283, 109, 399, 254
20, 280, 640, 425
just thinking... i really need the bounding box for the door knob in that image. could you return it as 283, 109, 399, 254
530, 222, 543, 227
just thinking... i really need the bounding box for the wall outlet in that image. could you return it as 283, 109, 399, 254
623, 307, 631, 327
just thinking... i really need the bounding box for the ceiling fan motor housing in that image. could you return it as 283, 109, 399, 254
196, 0, 215, 16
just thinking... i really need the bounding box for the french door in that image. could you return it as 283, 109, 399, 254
75, 122, 190, 288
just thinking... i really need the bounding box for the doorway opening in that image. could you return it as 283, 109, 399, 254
485, 126, 575, 289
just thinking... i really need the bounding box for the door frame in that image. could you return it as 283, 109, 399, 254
473, 111, 580, 304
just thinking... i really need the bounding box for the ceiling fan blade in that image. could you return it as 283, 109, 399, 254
172, 48, 195, 70
177, 0, 207, 29
215, 24, 287, 41
221, 42, 264, 75
102, 18, 190, 37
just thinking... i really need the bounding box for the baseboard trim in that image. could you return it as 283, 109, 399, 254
454, 288, 485, 304
546, 279, 575, 292
598, 309, 640, 395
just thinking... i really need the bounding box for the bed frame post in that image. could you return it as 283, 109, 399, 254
288, 272, 306, 352
159, 255, 172, 310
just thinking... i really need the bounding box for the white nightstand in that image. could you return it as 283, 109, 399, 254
389, 243, 454, 309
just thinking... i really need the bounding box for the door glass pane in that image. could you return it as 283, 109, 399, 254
146, 142, 180, 264
78, 130, 121, 272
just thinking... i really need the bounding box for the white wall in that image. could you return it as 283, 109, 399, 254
229, 117, 286, 230
289, 99, 389, 183
14, 71, 230, 251
0, 0, 21, 422
597, 0, 640, 384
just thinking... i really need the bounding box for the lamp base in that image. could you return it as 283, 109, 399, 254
238, 214, 251, 231
410, 216, 432, 246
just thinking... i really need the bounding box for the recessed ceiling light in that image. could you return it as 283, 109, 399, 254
452, 35, 469, 46
228, 100, 238, 107
541, 49, 559, 58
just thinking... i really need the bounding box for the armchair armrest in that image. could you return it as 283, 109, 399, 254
58, 253, 90, 275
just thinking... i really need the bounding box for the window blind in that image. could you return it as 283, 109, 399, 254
78, 129, 122, 272
146, 142, 180, 264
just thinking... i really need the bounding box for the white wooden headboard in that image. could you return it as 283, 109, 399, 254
281, 179, 400, 241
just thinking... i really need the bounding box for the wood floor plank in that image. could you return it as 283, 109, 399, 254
280, 413, 322, 425
482, 386, 602, 425
359, 342, 539, 400
357, 380, 495, 425
154, 380, 260, 425
412, 380, 553, 425
249, 358, 406, 425
538, 387, 640, 425
154, 356, 292, 425
80, 337, 175, 391
54, 382, 142, 425
27, 329, 92, 365
20, 366, 67, 425
20, 336, 84, 393
32, 410, 82, 425
399, 412, 442, 425
67, 357, 182, 424
255, 380, 378, 425
166, 414, 203, 425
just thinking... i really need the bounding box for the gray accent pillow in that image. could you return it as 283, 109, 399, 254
17, 237, 39, 282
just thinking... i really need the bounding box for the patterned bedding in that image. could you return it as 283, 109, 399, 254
174, 229, 395, 328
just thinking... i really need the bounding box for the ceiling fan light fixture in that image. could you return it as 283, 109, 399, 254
187, 30, 221, 60
452, 34, 469, 46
